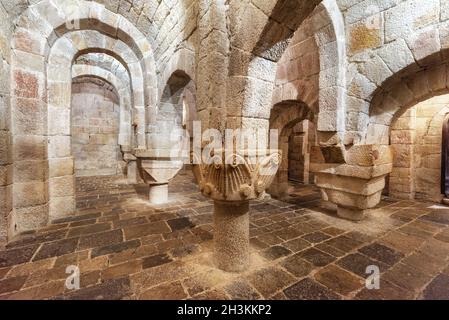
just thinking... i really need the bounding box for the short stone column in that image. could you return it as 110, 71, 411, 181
136, 150, 184, 205
214, 200, 250, 272
192, 150, 281, 272
311, 144, 393, 221
149, 183, 169, 204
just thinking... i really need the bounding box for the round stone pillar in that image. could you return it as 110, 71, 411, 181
214, 200, 250, 273
149, 183, 169, 204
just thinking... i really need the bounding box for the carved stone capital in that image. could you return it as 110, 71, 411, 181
137, 150, 184, 185
135, 149, 184, 204
191, 150, 282, 202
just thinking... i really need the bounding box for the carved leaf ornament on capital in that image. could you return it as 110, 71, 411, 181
191, 151, 282, 202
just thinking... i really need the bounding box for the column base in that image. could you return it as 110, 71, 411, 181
337, 206, 366, 221
214, 201, 250, 273
149, 184, 169, 204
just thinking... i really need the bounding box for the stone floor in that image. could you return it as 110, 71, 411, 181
1, 171, 449, 300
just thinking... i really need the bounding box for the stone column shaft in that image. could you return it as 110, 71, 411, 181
191, 150, 281, 272
214, 200, 250, 272
149, 183, 169, 204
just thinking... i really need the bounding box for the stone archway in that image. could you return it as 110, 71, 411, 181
71, 76, 121, 177
10, 0, 157, 236
71, 64, 132, 178
268, 100, 314, 198
364, 55, 449, 204
388, 94, 449, 203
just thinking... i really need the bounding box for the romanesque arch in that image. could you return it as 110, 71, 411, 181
72, 64, 132, 148
268, 100, 314, 198
363, 44, 449, 203
226, 0, 345, 148
9, 0, 157, 235
271, 0, 347, 133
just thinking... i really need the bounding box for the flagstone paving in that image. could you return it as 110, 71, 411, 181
1, 172, 449, 300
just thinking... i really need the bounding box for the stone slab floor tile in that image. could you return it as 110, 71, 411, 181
358, 243, 405, 266
355, 280, 415, 300
139, 281, 188, 300
337, 253, 389, 277
379, 231, 426, 255
248, 267, 296, 299
422, 274, 449, 300
299, 248, 336, 267
0, 276, 28, 295
383, 263, 434, 294
314, 264, 364, 297
224, 279, 262, 300
0, 245, 40, 268
281, 254, 314, 278
33, 238, 79, 261
283, 278, 341, 300
58, 277, 132, 300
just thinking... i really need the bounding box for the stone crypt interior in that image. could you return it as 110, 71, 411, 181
2, 0, 449, 300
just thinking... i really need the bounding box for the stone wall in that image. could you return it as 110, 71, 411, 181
71, 78, 121, 177
390, 94, 449, 202
0, 4, 12, 247
343, 0, 449, 145
272, 8, 320, 111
